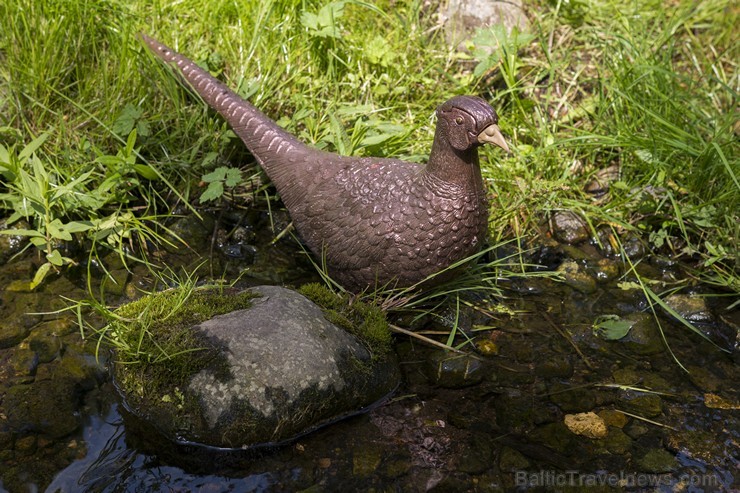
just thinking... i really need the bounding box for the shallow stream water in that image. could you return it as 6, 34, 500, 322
0, 211, 737, 492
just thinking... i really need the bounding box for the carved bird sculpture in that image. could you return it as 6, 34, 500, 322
141, 34, 509, 292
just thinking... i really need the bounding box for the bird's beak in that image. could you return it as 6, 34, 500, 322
477, 124, 510, 153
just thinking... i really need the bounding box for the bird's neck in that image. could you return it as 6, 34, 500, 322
424, 137, 483, 194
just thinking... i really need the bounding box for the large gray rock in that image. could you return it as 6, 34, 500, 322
117, 285, 399, 449
443, 0, 530, 51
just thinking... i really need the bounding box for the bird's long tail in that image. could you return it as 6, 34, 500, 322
140, 34, 306, 173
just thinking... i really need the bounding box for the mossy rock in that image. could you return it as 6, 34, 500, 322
113, 284, 399, 450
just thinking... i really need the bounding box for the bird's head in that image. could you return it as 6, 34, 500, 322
436, 96, 509, 153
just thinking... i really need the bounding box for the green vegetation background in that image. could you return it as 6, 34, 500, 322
0, 0, 737, 292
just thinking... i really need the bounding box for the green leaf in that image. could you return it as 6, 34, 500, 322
134, 164, 159, 180
300, 12, 320, 31
46, 249, 64, 266
592, 315, 635, 340
328, 112, 351, 155
46, 219, 73, 241
0, 228, 44, 237
365, 36, 395, 66
0, 143, 10, 165
30, 236, 48, 248
136, 120, 151, 138
201, 151, 219, 168
202, 167, 227, 183
361, 133, 394, 147
30, 262, 52, 290
301, 1, 345, 38
199, 181, 224, 202
124, 128, 138, 156
224, 168, 242, 187
18, 133, 50, 162
112, 104, 143, 136
63, 220, 95, 234
95, 156, 123, 170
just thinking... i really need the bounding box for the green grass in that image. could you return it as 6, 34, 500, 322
0, 0, 737, 297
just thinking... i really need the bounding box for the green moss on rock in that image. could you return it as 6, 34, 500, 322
111, 286, 259, 425
298, 283, 392, 358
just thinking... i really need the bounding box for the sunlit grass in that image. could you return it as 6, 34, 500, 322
0, 0, 736, 296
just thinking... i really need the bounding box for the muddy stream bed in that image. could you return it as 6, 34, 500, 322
0, 210, 737, 492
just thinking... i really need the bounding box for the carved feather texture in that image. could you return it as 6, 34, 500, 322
141, 34, 505, 291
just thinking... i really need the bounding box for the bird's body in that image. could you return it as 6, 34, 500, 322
141, 34, 508, 292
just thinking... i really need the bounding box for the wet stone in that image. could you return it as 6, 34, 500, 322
490, 361, 535, 386
598, 409, 628, 428
558, 244, 594, 262
586, 258, 621, 283
548, 382, 597, 413
36, 318, 78, 337
642, 373, 673, 394
527, 422, 575, 455
4, 379, 81, 439
534, 355, 573, 378
498, 446, 530, 471
636, 448, 676, 473
101, 268, 130, 296
29, 332, 63, 363
352, 443, 384, 477
621, 235, 646, 259
454, 434, 493, 474
383, 454, 413, 478
0, 219, 31, 264
685, 365, 721, 392
495, 392, 536, 430
618, 390, 662, 417
0, 321, 31, 349
665, 429, 738, 467
10, 348, 39, 378
165, 214, 214, 253
551, 211, 590, 244
615, 312, 664, 355
557, 260, 597, 294
604, 427, 632, 455
15, 435, 37, 454
426, 352, 484, 388
563, 412, 608, 439
611, 367, 641, 385
624, 421, 650, 440
664, 293, 713, 323
54, 350, 105, 392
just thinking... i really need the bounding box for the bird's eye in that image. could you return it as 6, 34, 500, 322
455, 117, 464, 125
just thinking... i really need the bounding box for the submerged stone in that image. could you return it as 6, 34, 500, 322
637, 448, 676, 473
4, 379, 81, 439
426, 351, 484, 388
116, 285, 399, 449
0, 321, 30, 349
563, 412, 608, 439
604, 427, 633, 455
618, 390, 663, 418
615, 312, 664, 355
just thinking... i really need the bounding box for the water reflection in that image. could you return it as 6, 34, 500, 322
47, 403, 276, 493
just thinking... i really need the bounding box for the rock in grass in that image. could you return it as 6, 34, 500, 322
114, 284, 399, 449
